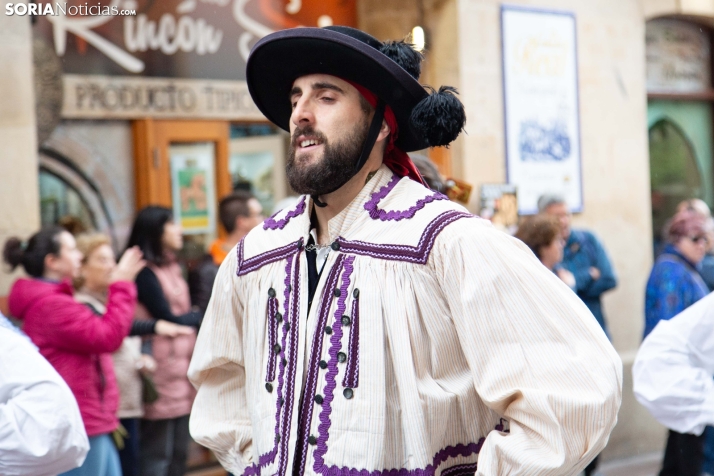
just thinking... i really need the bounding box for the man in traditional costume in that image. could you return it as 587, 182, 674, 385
188, 26, 622, 476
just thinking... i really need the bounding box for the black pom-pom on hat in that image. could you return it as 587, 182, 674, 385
410, 86, 466, 147
379, 40, 423, 80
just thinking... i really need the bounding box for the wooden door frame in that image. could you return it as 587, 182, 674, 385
133, 119, 231, 234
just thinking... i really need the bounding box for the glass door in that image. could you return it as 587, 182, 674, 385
648, 100, 713, 247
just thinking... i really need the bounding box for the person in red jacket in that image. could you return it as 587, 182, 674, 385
3, 226, 145, 476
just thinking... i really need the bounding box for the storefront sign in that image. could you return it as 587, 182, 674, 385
170, 142, 217, 234
33, 0, 356, 119
501, 5, 583, 214
646, 18, 710, 93
62, 74, 264, 119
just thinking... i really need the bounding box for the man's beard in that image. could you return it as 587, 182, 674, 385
286, 119, 369, 196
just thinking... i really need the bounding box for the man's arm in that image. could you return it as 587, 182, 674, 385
579, 232, 617, 298
634, 292, 714, 435
0, 326, 89, 476
188, 247, 253, 474
434, 219, 622, 476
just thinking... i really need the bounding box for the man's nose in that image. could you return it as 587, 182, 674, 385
291, 97, 315, 126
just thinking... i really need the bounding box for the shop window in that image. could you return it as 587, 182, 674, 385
230, 123, 288, 215
39, 169, 97, 232
646, 17, 714, 247
649, 119, 704, 240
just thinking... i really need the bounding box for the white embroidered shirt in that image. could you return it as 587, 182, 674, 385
188, 165, 623, 476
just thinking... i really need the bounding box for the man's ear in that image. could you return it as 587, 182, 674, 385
377, 119, 391, 143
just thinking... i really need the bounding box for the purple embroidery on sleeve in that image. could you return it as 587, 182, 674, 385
342, 297, 359, 389
364, 174, 448, 222
337, 211, 472, 265
295, 255, 347, 476
265, 296, 278, 383
237, 238, 304, 276
263, 196, 307, 230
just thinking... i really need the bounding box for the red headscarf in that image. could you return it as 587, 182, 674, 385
346, 81, 426, 186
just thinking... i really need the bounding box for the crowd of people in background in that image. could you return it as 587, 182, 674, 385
0, 190, 261, 476
3, 153, 714, 476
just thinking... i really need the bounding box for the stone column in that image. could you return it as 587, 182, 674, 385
0, 2, 40, 297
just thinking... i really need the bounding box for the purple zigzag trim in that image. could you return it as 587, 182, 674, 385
314, 256, 354, 470
295, 255, 346, 476
237, 238, 304, 276
277, 252, 301, 475
313, 255, 487, 476
263, 196, 307, 230
342, 297, 359, 389
440, 463, 479, 476
364, 174, 448, 222
265, 296, 278, 382
242, 255, 298, 476
337, 211, 472, 265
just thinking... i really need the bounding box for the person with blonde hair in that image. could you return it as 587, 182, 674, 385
4, 227, 144, 476
74, 233, 193, 476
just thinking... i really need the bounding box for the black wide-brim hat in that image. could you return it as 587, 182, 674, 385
246, 26, 465, 152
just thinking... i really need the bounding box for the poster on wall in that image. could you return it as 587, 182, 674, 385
501, 5, 583, 214
170, 142, 216, 235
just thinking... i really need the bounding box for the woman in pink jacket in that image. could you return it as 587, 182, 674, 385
126, 207, 202, 476
4, 226, 145, 476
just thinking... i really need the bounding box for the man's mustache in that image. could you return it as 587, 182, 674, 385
291, 126, 329, 148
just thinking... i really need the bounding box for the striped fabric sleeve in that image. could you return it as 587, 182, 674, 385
188, 247, 253, 475
433, 219, 623, 476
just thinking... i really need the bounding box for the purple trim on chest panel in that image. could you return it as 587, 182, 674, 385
237, 238, 304, 276
313, 256, 354, 470
337, 211, 472, 264
295, 255, 347, 476
311, 255, 487, 476
265, 296, 278, 383
264, 196, 307, 230
342, 297, 359, 389
364, 174, 449, 222
242, 254, 300, 476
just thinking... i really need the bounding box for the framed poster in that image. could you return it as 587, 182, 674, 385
170, 142, 217, 235
501, 5, 583, 214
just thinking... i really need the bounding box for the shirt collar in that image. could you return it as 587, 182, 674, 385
308, 164, 394, 242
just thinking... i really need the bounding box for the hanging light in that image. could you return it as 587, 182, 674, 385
411, 26, 426, 51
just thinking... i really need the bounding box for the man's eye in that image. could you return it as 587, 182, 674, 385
291, 101, 297, 109
321, 96, 335, 102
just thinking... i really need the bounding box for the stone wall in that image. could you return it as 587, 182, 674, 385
0, 5, 40, 296
362, 0, 667, 461
456, 0, 660, 460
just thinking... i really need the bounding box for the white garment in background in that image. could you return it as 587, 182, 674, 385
633, 291, 714, 435
0, 322, 89, 476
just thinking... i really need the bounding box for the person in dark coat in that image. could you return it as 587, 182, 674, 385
538, 194, 617, 336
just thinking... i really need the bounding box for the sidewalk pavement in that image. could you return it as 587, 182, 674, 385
596, 452, 661, 476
